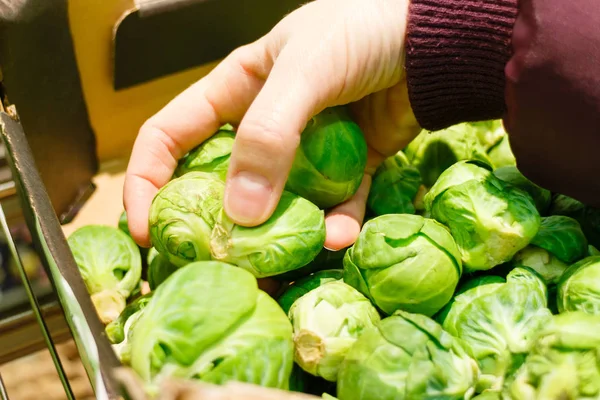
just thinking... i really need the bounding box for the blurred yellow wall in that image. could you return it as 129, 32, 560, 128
67, 0, 220, 164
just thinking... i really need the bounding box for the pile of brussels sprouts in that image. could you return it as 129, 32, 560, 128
67, 108, 600, 399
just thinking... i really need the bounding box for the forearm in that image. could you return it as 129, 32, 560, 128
405, 0, 600, 206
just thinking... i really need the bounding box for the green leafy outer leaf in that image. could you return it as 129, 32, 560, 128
425, 161, 541, 271
174, 129, 236, 180
286, 106, 367, 209
367, 151, 422, 216
487, 135, 516, 169
506, 311, 600, 400
130, 261, 293, 390
149, 172, 225, 267
404, 123, 493, 187
278, 269, 344, 315
557, 256, 600, 315
337, 310, 479, 400
589, 245, 600, 257
146, 248, 179, 291
469, 120, 504, 151
437, 267, 552, 393
510, 246, 568, 286
210, 191, 326, 278
493, 166, 552, 215
289, 281, 381, 382
68, 225, 142, 323
549, 193, 600, 251
118, 211, 131, 237
530, 216, 587, 264
343, 214, 462, 316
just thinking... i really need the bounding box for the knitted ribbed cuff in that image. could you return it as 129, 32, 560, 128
405, 0, 518, 131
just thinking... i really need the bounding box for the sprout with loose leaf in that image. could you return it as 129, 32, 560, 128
174, 128, 236, 180
425, 161, 541, 271
130, 261, 294, 392
437, 267, 552, 393
149, 172, 225, 267
506, 311, 600, 399
289, 281, 381, 382
68, 225, 142, 324
210, 191, 326, 278
337, 310, 479, 400
493, 166, 552, 215
343, 214, 462, 316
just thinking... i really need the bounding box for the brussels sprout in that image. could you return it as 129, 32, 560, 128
278, 269, 344, 315
510, 246, 568, 286
549, 194, 600, 250
130, 261, 293, 391
425, 161, 541, 271
487, 135, 516, 169
174, 128, 235, 180
285, 107, 367, 209
343, 214, 462, 316
437, 267, 552, 392
289, 281, 381, 382
210, 191, 326, 278
272, 247, 346, 282
506, 311, 600, 399
404, 123, 492, 187
146, 247, 179, 290
337, 310, 479, 400
557, 256, 600, 315
149, 172, 225, 267
106, 293, 153, 364
68, 225, 142, 324
530, 216, 587, 264
118, 211, 131, 237
367, 151, 422, 216
493, 166, 552, 214
589, 245, 600, 256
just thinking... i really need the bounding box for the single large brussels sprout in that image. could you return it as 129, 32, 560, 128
493, 166, 552, 214
146, 247, 179, 290
278, 269, 344, 315
130, 261, 294, 391
337, 310, 479, 400
289, 281, 381, 382
149, 172, 225, 267
68, 225, 142, 324
106, 292, 153, 364
510, 246, 568, 286
530, 216, 587, 264
367, 151, 422, 216
549, 193, 600, 249
174, 128, 235, 180
506, 311, 600, 399
210, 191, 326, 278
557, 256, 600, 315
437, 267, 552, 392
343, 214, 462, 316
404, 123, 492, 187
425, 161, 541, 271
285, 107, 367, 209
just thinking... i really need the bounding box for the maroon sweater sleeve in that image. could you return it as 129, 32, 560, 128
406, 0, 600, 207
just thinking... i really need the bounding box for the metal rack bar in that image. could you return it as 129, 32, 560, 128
0, 203, 74, 399
0, 373, 9, 400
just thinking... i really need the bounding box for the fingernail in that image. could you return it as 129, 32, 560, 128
225, 171, 272, 225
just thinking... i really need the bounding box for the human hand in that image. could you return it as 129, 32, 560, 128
123, 0, 421, 251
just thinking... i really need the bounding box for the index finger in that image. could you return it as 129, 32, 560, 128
123, 41, 280, 247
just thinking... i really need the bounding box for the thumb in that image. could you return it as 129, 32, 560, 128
224, 43, 338, 226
